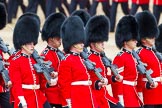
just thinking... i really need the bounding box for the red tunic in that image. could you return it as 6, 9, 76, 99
137, 46, 162, 105
153, 0, 162, 5
8, 50, 21, 103
111, 49, 142, 107
9, 52, 47, 108
88, 50, 118, 108
41, 46, 62, 104
58, 52, 98, 108
132, 0, 150, 4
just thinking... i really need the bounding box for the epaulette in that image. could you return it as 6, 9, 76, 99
41, 48, 49, 56
136, 48, 142, 54
12, 54, 21, 60
117, 51, 124, 56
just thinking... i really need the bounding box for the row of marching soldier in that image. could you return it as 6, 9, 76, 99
1, 0, 162, 33
0, 1, 162, 108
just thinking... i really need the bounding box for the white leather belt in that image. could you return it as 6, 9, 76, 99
142, 77, 161, 82
123, 80, 137, 86
71, 80, 92, 86
22, 84, 40, 90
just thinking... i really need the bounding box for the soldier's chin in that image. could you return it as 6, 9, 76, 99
98, 47, 104, 52
78, 48, 84, 53
30, 49, 34, 54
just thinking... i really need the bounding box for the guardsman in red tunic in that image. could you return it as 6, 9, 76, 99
153, 0, 162, 24
41, 12, 66, 108
8, 13, 51, 108
110, 0, 129, 32
58, 16, 98, 108
85, 15, 123, 108
135, 11, 162, 108
130, 0, 150, 15
0, 3, 12, 108
111, 15, 143, 107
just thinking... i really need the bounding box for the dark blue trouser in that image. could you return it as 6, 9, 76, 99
144, 104, 162, 108
130, 3, 149, 15
153, 5, 162, 25
69, 0, 87, 14
110, 1, 129, 32
46, 0, 66, 17
90, 0, 110, 18
0, 91, 12, 108
26, 0, 46, 17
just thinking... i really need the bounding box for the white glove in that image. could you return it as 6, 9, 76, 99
7, 81, 12, 88
66, 99, 72, 108
118, 95, 124, 107
51, 71, 58, 78
98, 78, 108, 88
115, 75, 123, 82
103, 78, 108, 85
18, 96, 27, 108
50, 77, 58, 86
138, 92, 143, 103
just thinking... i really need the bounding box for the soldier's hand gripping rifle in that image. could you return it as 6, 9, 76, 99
80, 48, 104, 81
100, 52, 121, 80
0, 56, 12, 88
0, 37, 13, 56
152, 46, 162, 62
32, 50, 55, 85
132, 50, 155, 86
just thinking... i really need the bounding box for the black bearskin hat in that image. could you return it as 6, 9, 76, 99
13, 12, 40, 50
71, 9, 90, 26
115, 15, 139, 49
85, 15, 110, 46
61, 16, 86, 53
41, 12, 66, 41
0, 3, 7, 30
155, 24, 162, 53
135, 11, 159, 40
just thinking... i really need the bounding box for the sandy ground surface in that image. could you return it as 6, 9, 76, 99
0, 0, 161, 95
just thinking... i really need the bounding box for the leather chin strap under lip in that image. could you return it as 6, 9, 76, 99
73, 45, 83, 51
22, 45, 33, 55
94, 43, 104, 52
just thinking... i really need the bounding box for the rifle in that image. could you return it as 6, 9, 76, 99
152, 46, 162, 62
32, 50, 54, 84
100, 52, 120, 79
80, 48, 104, 81
56, 49, 65, 60
0, 37, 13, 56
132, 50, 154, 85
0, 56, 11, 87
